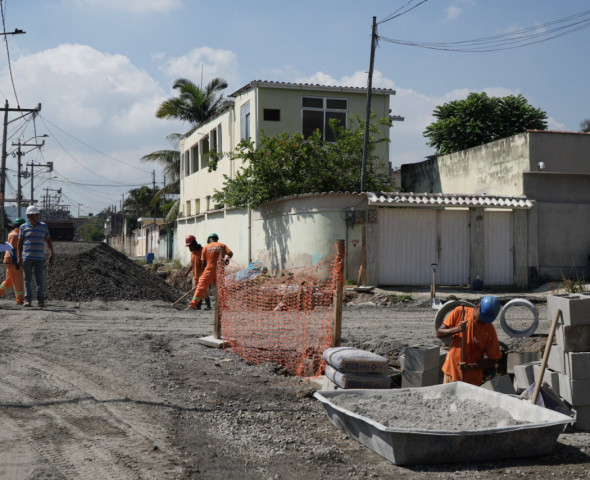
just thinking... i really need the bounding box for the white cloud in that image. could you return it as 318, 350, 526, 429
445, 6, 462, 21
159, 47, 240, 90
7, 44, 168, 135
65, 0, 182, 13
0, 43, 183, 212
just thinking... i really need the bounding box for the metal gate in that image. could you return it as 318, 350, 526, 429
377, 208, 469, 286
484, 211, 514, 285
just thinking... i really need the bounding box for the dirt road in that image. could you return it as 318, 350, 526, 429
0, 298, 589, 479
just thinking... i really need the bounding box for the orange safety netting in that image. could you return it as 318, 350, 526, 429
216, 243, 344, 376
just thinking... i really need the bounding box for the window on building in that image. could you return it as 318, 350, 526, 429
194, 199, 200, 215
200, 136, 210, 169
263, 108, 281, 121
217, 124, 223, 153
302, 96, 348, 141
191, 145, 199, 173
241, 101, 251, 140
183, 151, 190, 176
185, 200, 191, 217
210, 128, 217, 154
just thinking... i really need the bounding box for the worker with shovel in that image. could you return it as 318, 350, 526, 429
189, 233, 233, 310
183, 235, 211, 310
436, 296, 502, 386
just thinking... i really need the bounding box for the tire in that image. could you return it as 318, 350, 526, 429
499, 298, 539, 338
434, 300, 476, 346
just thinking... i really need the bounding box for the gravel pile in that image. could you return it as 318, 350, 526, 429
39, 242, 183, 302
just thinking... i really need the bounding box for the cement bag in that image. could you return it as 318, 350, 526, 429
323, 347, 389, 374
325, 364, 392, 389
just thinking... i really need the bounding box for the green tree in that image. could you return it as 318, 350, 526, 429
423, 92, 548, 155
211, 115, 393, 209
580, 119, 590, 133
156, 77, 228, 125
77, 216, 105, 241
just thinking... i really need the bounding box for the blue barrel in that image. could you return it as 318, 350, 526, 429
146, 253, 155, 264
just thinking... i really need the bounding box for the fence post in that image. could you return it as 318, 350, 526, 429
332, 239, 345, 347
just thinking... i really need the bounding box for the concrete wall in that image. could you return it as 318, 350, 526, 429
528, 131, 590, 174
404, 134, 531, 196
253, 193, 364, 281
174, 193, 364, 282
523, 173, 590, 280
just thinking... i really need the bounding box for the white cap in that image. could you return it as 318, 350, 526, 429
26, 205, 40, 215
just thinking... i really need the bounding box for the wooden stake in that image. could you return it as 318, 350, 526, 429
332, 240, 345, 347
531, 308, 562, 405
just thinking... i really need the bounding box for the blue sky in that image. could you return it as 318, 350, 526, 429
1, 0, 589, 215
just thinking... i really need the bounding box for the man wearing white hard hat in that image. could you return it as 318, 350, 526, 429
17, 205, 54, 307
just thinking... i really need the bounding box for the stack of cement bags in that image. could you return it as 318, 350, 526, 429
323, 347, 391, 389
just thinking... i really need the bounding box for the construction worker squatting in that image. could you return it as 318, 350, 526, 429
436, 295, 502, 386
189, 233, 232, 310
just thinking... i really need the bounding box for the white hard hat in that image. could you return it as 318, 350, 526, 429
26, 205, 40, 215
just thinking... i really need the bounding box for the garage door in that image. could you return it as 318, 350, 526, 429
484, 211, 514, 285
377, 209, 469, 286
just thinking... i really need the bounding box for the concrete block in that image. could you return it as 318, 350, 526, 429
547, 294, 590, 327
558, 373, 590, 406
513, 361, 539, 390
556, 324, 590, 352
533, 365, 560, 395
507, 351, 542, 374
548, 345, 590, 379
573, 405, 590, 430
481, 375, 516, 395
403, 345, 440, 372
401, 367, 440, 388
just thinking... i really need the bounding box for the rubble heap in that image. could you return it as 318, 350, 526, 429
39, 242, 182, 302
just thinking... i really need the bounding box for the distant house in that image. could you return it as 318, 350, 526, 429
176, 81, 396, 267
401, 130, 590, 285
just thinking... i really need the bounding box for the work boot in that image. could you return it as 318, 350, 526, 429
188, 300, 198, 310
24, 301, 32, 308
38, 301, 45, 308
204, 299, 211, 311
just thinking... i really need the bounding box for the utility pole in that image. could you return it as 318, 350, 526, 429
12, 137, 46, 217
361, 16, 378, 193
27, 160, 53, 207
0, 101, 41, 239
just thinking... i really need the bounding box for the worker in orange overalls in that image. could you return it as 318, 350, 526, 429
0, 217, 26, 305
189, 233, 233, 310
436, 296, 502, 386
183, 235, 211, 310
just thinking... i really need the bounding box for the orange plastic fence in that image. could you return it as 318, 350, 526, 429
216, 243, 345, 376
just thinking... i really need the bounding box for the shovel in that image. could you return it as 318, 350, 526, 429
430, 263, 443, 309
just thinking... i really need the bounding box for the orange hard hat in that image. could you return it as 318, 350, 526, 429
185, 234, 196, 246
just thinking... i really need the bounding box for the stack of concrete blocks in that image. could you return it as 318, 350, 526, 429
321, 347, 391, 390
401, 345, 443, 388
513, 360, 541, 393
546, 294, 590, 430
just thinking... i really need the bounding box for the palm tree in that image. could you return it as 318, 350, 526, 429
141, 134, 181, 222
143, 77, 228, 223
156, 77, 228, 124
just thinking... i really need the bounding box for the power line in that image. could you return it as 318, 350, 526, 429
39, 114, 152, 174
379, 0, 430, 25
380, 8, 590, 52
0, 0, 20, 105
